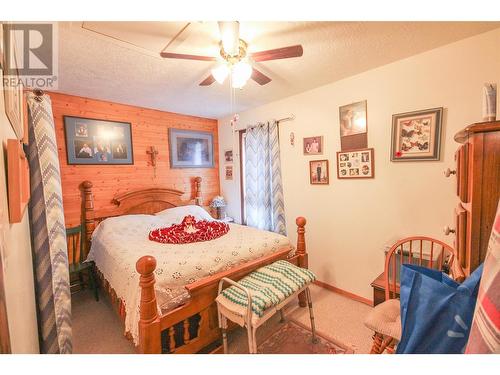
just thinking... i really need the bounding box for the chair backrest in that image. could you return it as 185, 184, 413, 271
66, 225, 85, 265
384, 236, 465, 300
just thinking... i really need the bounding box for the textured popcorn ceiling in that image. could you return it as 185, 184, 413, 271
56, 21, 500, 118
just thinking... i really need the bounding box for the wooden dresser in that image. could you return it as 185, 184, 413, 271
371, 121, 499, 306
449, 121, 500, 275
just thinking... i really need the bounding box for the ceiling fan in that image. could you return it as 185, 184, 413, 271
160, 21, 303, 89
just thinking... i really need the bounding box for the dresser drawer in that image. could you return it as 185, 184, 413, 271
454, 204, 468, 270
455, 143, 469, 203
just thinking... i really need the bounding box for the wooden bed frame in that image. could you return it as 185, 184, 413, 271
80, 177, 308, 354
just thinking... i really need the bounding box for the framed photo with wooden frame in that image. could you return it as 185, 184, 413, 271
339, 100, 367, 137
336, 148, 374, 179
7, 139, 30, 223
309, 160, 329, 185
0, 22, 4, 69
2, 23, 25, 141
225, 165, 233, 180
224, 149, 233, 163
391, 107, 443, 162
303, 136, 323, 155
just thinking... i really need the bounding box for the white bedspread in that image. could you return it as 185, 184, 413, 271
86, 206, 293, 345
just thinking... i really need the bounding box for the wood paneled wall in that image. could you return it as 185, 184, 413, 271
49, 92, 220, 227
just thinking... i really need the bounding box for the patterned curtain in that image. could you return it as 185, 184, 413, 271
27, 92, 72, 354
244, 121, 286, 235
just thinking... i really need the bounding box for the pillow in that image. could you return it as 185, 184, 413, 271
154, 205, 214, 222
95, 214, 157, 230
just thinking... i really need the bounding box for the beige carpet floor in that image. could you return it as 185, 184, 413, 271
72, 284, 373, 354
290, 285, 374, 354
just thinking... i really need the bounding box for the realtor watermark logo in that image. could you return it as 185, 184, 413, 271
2, 22, 58, 90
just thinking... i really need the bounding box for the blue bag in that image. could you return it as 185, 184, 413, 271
396, 263, 483, 354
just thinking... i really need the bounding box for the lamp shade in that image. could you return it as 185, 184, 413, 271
231, 61, 252, 89
211, 64, 230, 84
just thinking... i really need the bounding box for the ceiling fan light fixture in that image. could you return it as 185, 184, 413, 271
231, 60, 252, 89
211, 64, 230, 84
218, 21, 240, 56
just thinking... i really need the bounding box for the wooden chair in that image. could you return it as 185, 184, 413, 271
364, 237, 465, 354
66, 226, 99, 301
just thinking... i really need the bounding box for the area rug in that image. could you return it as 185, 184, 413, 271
257, 320, 352, 354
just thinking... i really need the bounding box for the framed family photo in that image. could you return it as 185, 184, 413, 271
169, 128, 214, 168
64, 116, 133, 165
391, 107, 443, 161
225, 165, 233, 180
339, 100, 367, 137
303, 136, 323, 155
337, 148, 374, 179
224, 149, 233, 163
309, 160, 329, 185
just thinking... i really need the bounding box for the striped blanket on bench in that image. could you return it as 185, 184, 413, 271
216, 260, 316, 319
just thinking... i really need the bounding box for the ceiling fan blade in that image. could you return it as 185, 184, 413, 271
199, 74, 216, 86
251, 68, 272, 85
159, 52, 216, 61
251, 45, 303, 62
161, 22, 192, 52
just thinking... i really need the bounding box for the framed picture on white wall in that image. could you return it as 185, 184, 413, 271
337, 148, 374, 179
391, 107, 443, 162
225, 165, 233, 180
224, 149, 233, 163
339, 100, 367, 137
303, 136, 323, 155
309, 160, 329, 185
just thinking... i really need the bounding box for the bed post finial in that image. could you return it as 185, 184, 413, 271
81, 181, 95, 249
296, 217, 307, 259
194, 176, 202, 206
136, 256, 161, 354
296, 217, 308, 307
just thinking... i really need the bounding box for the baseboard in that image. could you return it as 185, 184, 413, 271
313, 280, 374, 307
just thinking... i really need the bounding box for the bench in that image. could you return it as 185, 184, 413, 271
216, 260, 318, 354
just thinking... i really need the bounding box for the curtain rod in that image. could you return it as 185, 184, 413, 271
234, 114, 295, 131
277, 114, 295, 123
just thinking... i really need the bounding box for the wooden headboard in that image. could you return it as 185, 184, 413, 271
80, 177, 203, 246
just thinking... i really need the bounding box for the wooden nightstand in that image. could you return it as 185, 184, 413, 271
371, 272, 399, 306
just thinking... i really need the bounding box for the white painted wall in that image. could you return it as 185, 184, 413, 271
218, 28, 500, 301
0, 68, 40, 352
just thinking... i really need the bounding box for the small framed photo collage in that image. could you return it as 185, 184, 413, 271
336, 148, 374, 179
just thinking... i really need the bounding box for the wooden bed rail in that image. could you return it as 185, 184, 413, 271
135, 216, 308, 354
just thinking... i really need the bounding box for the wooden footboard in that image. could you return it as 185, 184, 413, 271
136, 217, 309, 354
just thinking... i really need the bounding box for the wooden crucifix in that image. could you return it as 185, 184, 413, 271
146, 146, 159, 178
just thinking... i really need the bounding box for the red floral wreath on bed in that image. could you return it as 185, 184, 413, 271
149, 215, 230, 244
